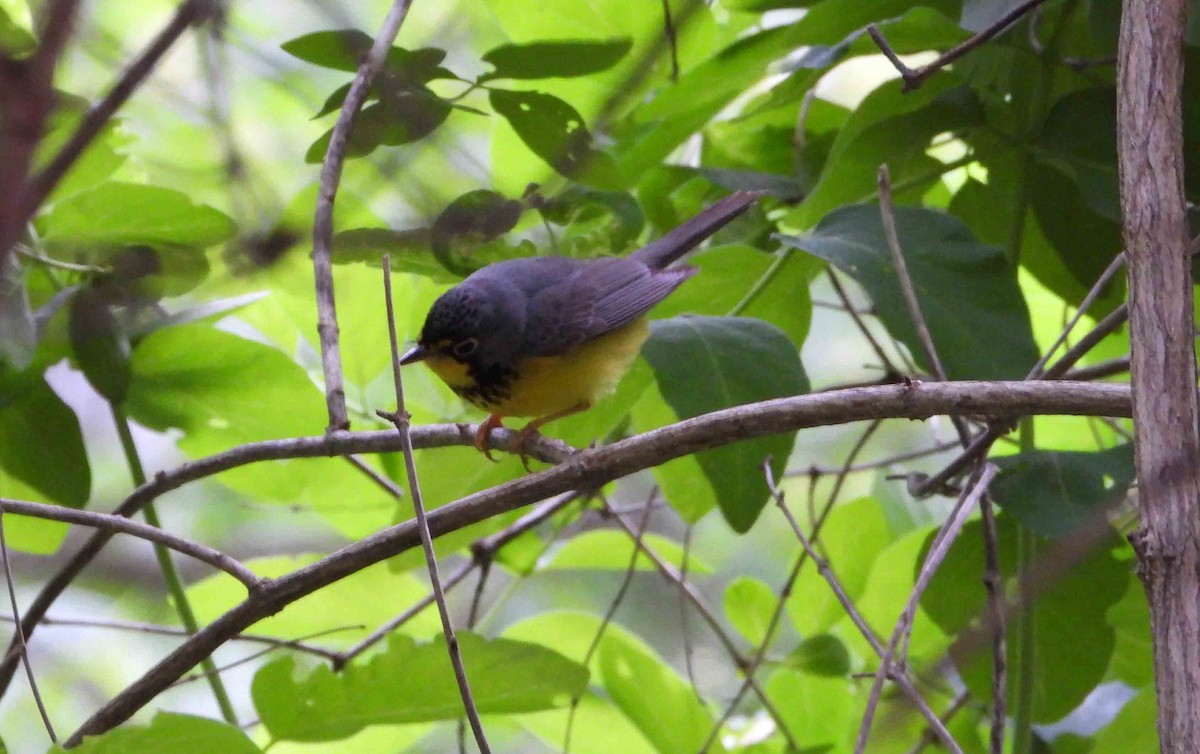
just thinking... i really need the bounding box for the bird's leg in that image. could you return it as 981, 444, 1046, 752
512, 401, 590, 470
474, 413, 506, 462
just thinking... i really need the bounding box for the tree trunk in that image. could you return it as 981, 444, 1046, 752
1117, 0, 1200, 750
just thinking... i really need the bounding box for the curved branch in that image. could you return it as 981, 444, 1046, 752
64, 380, 1130, 743
0, 425, 571, 695
0, 498, 258, 589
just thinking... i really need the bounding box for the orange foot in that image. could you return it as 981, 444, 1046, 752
474, 413, 505, 462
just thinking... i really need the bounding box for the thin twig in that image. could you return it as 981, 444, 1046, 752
855, 464, 997, 753
660, 0, 679, 81
878, 165, 949, 384
787, 437, 961, 477
344, 454, 405, 499
311, 0, 416, 431
563, 491, 656, 753
905, 690, 972, 754
0, 506, 55, 742
0, 614, 344, 661
0, 497, 259, 589
766, 464, 966, 754
978, 490, 1007, 754
167, 627, 356, 690
604, 503, 800, 752
381, 255, 490, 753
677, 520, 703, 703
1026, 253, 1125, 379
827, 269, 905, 380
867, 0, 1049, 92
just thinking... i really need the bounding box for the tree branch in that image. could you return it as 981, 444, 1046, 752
310, 0, 415, 431
61, 380, 1130, 742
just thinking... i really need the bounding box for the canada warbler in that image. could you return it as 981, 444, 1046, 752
401, 191, 759, 458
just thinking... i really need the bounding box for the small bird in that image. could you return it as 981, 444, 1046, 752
401, 191, 759, 459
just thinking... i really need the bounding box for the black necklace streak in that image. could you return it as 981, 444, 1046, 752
452, 359, 517, 409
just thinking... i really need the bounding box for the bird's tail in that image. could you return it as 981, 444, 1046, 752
629, 191, 762, 269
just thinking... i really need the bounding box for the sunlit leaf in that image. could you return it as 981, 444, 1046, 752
724, 575, 777, 645
58, 712, 260, 754
482, 38, 633, 80
253, 633, 587, 740
0, 367, 89, 509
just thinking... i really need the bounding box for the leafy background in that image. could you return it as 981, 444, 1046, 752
0, 0, 1157, 752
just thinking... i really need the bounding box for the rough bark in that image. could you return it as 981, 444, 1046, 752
1117, 0, 1200, 749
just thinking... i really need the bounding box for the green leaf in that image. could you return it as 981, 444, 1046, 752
0, 367, 90, 508
787, 497, 890, 635
0, 0, 34, 57
1037, 86, 1119, 221
431, 189, 525, 275
788, 633, 852, 676
599, 629, 714, 754
1106, 578, 1152, 688
787, 79, 984, 229
282, 29, 452, 80
253, 633, 588, 741
724, 576, 777, 645
764, 669, 855, 751
0, 255, 35, 370
780, 203, 1039, 379
482, 38, 633, 80
543, 530, 713, 574
305, 89, 453, 163
641, 316, 808, 532
1092, 686, 1158, 754
489, 89, 623, 189
617, 23, 814, 177
991, 445, 1135, 539
68, 288, 131, 404
787, 0, 961, 46
124, 324, 397, 539
920, 517, 1131, 722
38, 182, 236, 250
33, 106, 130, 202
1029, 161, 1123, 294
519, 692, 658, 754
59, 712, 260, 754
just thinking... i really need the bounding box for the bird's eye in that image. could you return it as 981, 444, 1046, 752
452, 338, 479, 358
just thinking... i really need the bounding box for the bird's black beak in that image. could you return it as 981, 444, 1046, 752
400, 344, 429, 365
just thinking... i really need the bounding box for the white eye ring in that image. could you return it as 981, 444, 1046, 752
453, 338, 479, 358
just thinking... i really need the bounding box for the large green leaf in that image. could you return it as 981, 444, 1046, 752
0, 368, 89, 509
282, 30, 453, 81
723, 575, 777, 645
787, 496, 890, 635
58, 712, 260, 754
37, 182, 236, 250
305, 88, 453, 164
481, 38, 633, 80
920, 517, 1131, 723
641, 315, 808, 532
763, 669, 854, 751
991, 445, 1135, 539
68, 288, 131, 404
124, 325, 398, 539
489, 89, 623, 189
598, 629, 714, 754
780, 203, 1039, 379
253, 633, 587, 741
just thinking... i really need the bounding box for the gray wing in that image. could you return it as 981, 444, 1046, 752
521, 256, 694, 356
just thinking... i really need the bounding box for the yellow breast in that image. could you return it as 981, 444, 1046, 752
425, 318, 650, 418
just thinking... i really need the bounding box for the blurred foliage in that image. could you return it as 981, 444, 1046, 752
0, 0, 1162, 751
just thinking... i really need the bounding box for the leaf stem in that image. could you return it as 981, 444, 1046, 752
110, 405, 238, 725
1011, 417, 1038, 754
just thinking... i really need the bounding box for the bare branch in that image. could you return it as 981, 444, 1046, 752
0, 497, 259, 589
855, 464, 997, 753
867, 0, 1049, 93
380, 256, 490, 753
311, 0, 416, 431
59, 380, 1130, 742
0, 510, 55, 742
